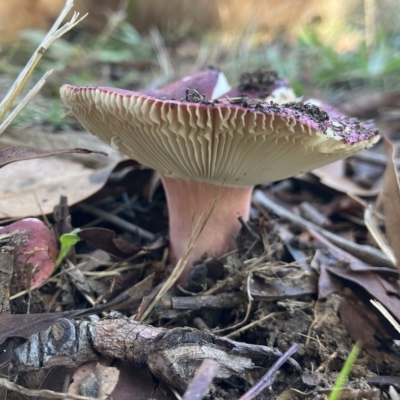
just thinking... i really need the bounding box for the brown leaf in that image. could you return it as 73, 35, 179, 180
78, 227, 141, 258
249, 272, 318, 300
311, 250, 342, 298
382, 137, 400, 274
37, 366, 78, 399
308, 228, 400, 321
339, 289, 397, 357
312, 160, 381, 196
327, 266, 400, 323
0, 157, 118, 219
0, 146, 107, 168
112, 360, 175, 400
0, 312, 81, 346
0, 130, 124, 219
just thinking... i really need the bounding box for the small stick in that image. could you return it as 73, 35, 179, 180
238, 343, 299, 400
77, 203, 155, 242
182, 359, 219, 400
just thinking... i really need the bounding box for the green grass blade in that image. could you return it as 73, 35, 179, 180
328, 342, 361, 400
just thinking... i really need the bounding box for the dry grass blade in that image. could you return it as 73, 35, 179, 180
0, 377, 95, 399
139, 185, 225, 322
370, 299, 400, 335
225, 312, 279, 338
382, 137, 400, 273
364, 205, 397, 266
150, 27, 173, 79
0, 70, 53, 134
0, 0, 87, 132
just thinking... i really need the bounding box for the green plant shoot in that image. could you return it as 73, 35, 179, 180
328, 342, 361, 400
55, 228, 81, 267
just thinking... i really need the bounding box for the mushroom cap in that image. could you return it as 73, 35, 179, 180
0, 218, 58, 289
60, 73, 379, 187
142, 69, 230, 100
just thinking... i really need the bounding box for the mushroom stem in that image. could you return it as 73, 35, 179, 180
161, 175, 253, 280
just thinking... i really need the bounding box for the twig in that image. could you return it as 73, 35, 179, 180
238, 216, 261, 240
253, 190, 394, 269
238, 343, 299, 400
77, 203, 155, 242
182, 359, 220, 400
0, 377, 94, 399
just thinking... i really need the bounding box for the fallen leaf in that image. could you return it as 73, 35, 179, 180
0, 146, 107, 168
0, 158, 118, 218
37, 366, 78, 399
307, 228, 400, 323
339, 289, 398, 357
382, 137, 400, 273
0, 312, 79, 346
250, 272, 317, 300
0, 128, 121, 168
311, 250, 342, 299
0, 129, 124, 218
78, 227, 141, 258
312, 159, 382, 196
327, 266, 400, 323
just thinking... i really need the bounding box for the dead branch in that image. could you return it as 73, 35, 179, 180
13, 317, 300, 393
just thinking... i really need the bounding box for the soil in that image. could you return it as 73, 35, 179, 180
150, 218, 400, 399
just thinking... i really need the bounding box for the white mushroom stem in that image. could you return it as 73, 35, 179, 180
161, 175, 253, 280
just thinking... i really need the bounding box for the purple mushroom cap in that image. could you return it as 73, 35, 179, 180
60, 69, 379, 187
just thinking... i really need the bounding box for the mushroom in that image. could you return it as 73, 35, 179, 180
60, 69, 379, 281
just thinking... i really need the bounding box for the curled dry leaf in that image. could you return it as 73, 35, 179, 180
382, 137, 400, 273
0, 130, 124, 218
